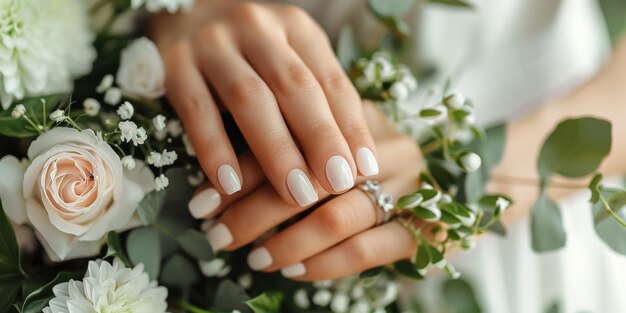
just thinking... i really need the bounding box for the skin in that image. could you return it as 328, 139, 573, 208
150, 0, 377, 207
151, 2, 626, 281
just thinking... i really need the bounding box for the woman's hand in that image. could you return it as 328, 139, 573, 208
150, 0, 378, 208
195, 102, 423, 281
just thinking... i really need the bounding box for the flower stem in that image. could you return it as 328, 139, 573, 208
599, 195, 626, 228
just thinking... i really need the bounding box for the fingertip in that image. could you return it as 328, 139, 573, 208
355, 147, 379, 177
217, 164, 242, 195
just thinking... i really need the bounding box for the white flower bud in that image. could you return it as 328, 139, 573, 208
11, 104, 26, 119
401, 75, 418, 91
120, 155, 136, 170
155, 173, 169, 191
389, 82, 409, 101
312, 289, 332, 307
199, 258, 226, 277
49, 110, 66, 122
446, 92, 465, 109
117, 101, 134, 120
96, 74, 114, 93
132, 127, 147, 146
459, 152, 481, 172
313, 280, 333, 289
153, 114, 166, 131
104, 87, 122, 105
331, 293, 350, 313
167, 119, 183, 137
422, 204, 442, 222
118, 121, 138, 143
238, 273, 252, 289
294, 289, 311, 309
495, 197, 511, 215
83, 98, 101, 116
461, 237, 476, 251
458, 211, 476, 227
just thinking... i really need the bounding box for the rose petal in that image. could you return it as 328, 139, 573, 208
0, 156, 28, 224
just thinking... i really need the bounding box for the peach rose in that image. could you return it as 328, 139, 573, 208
0, 128, 153, 261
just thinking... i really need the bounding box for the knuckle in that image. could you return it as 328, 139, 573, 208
306, 120, 338, 140
320, 70, 354, 95
282, 5, 311, 22
226, 77, 271, 105
273, 64, 318, 94
163, 40, 191, 64
343, 122, 371, 143
348, 237, 376, 264
317, 204, 355, 235
230, 2, 266, 25
197, 22, 229, 47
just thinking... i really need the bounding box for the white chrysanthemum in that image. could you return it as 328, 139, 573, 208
131, 0, 194, 13
0, 0, 96, 109
43, 259, 168, 313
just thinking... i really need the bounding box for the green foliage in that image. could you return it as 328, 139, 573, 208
212, 280, 251, 312
0, 200, 23, 311
588, 173, 603, 203
161, 254, 199, 289
442, 278, 482, 313
105, 231, 132, 266
367, 0, 415, 37
177, 229, 215, 261
336, 26, 360, 70
538, 118, 611, 179
0, 96, 61, 138
359, 266, 384, 286
429, 0, 473, 8
136, 190, 167, 225
465, 124, 506, 202
592, 188, 626, 255
21, 271, 82, 313
246, 292, 283, 313
127, 227, 161, 279
531, 192, 566, 252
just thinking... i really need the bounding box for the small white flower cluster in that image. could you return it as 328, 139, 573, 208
353, 51, 418, 102
294, 276, 397, 313
199, 258, 231, 278
131, 0, 195, 13
155, 173, 169, 191
147, 149, 178, 168
119, 121, 148, 146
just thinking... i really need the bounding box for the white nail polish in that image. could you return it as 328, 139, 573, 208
206, 223, 233, 251
188, 188, 221, 219
326, 156, 354, 192
247, 247, 272, 270
217, 164, 241, 195
281, 262, 306, 278
287, 169, 318, 207
355, 147, 379, 176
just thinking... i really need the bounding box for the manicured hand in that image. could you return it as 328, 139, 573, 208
151, 0, 378, 208
194, 103, 423, 281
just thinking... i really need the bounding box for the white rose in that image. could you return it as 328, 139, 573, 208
0, 128, 154, 261
116, 37, 165, 100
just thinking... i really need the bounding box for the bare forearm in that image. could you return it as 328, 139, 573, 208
489, 36, 626, 225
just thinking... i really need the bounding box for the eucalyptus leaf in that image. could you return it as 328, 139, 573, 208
21, 271, 82, 313
177, 229, 215, 261
441, 278, 482, 313
212, 280, 251, 312
394, 260, 424, 280
136, 190, 167, 225
367, 0, 415, 17
0, 95, 61, 138
126, 227, 161, 279
359, 266, 383, 286
0, 200, 21, 276
336, 26, 360, 70
531, 192, 566, 252
538, 118, 611, 178
105, 231, 131, 267
246, 292, 283, 313
0, 273, 22, 311
592, 188, 626, 255
161, 254, 198, 289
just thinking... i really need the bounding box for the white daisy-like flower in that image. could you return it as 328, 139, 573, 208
0, 0, 95, 109
42, 259, 168, 313
155, 173, 169, 191
11, 104, 25, 119
131, 0, 195, 13
117, 101, 134, 120
153, 114, 166, 131
83, 98, 101, 116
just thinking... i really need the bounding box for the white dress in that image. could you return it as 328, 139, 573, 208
265, 1, 625, 312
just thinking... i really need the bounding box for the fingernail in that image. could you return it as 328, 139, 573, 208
287, 169, 318, 207
188, 188, 221, 219
326, 155, 354, 192
281, 262, 306, 278
247, 247, 272, 270
356, 147, 379, 176
217, 164, 241, 195
206, 223, 233, 251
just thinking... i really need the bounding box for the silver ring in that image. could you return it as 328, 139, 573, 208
358, 180, 395, 225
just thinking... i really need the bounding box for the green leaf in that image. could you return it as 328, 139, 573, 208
367, 0, 415, 17
161, 254, 198, 289
246, 292, 283, 313
177, 229, 214, 261
592, 188, 626, 255
415, 243, 430, 270
397, 193, 424, 209
413, 207, 438, 220
136, 190, 167, 225
441, 278, 482, 313
479, 124, 506, 172
105, 231, 131, 267
394, 260, 424, 280
589, 173, 603, 203
126, 227, 161, 279
426, 245, 443, 265
358, 266, 383, 286
0, 273, 23, 310
538, 118, 611, 178
0, 95, 61, 138
21, 271, 82, 313
544, 301, 560, 313
0, 200, 21, 276
487, 220, 507, 236
336, 26, 360, 70
419, 108, 442, 118
531, 192, 566, 252
428, 0, 473, 9
212, 280, 250, 312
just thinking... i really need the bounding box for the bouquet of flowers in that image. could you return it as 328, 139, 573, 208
0, 0, 624, 312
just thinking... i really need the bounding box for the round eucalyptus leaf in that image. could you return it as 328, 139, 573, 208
530, 193, 566, 252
